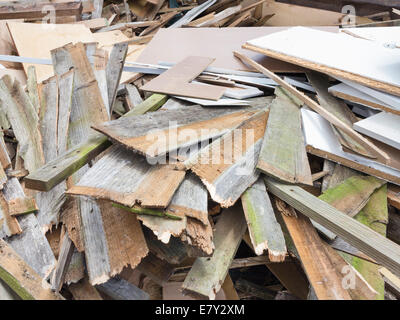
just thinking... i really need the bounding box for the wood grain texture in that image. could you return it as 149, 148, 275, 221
0, 240, 61, 300
241, 178, 286, 260
141, 56, 225, 100
94, 105, 257, 159
265, 177, 400, 278
233, 51, 389, 162
186, 110, 267, 207
182, 205, 247, 300
257, 87, 312, 185
96, 277, 149, 300
68, 277, 103, 300
67, 145, 185, 208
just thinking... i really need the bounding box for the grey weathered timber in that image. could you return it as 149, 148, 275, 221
185, 110, 266, 207
256, 87, 312, 185
0, 240, 61, 300
57, 70, 74, 154
241, 178, 286, 260
96, 277, 149, 300
51, 231, 75, 292
144, 227, 188, 265
0, 76, 44, 173
106, 42, 128, 113
67, 145, 185, 208
24, 94, 168, 192
91, 0, 104, 18
264, 177, 400, 278
26, 66, 40, 113
93, 105, 258, 159
182, 205, 247, 300
3, 179, 56, 279
125, 84, 143, 110
169, 0, 217, 28
307, 71, 371, 158
36, 75, 66, 230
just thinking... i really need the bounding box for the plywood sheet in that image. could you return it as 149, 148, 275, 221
245, 27, 400, 96
136, 27, 338, 73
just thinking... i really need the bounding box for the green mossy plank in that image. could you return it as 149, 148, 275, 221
256, 86, 312, 185
241, 178, 286, 260
319, 175, 385, 218
341, 184, 388, 300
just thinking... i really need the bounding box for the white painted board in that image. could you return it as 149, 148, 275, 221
354, 112, 400, 150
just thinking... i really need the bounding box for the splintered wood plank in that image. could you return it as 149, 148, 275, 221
94, 105, 258, 159
302, 108, 400, 186
182, 205, 247, 299
136, 252, 175, 286
140, 56, 226, 100
67, 145, 185, 208
0, 75, 44, 173
96, 277, 149, 300
24, 94, 167, 192
341, 184, 388, 299
279, 209, 352, 300
319, 175, 385, 218
26, 66, 40, 113
80, 199, 149, 285
106, 42, 128, 113
243, 27, 400, 97
3, 178, 56, 279
185, 110, 267, 208
183, 216, 214, 257
307, 71, 372, 157
90, 47, 109, 116
0, 191, 21, 237
256, 87, 312, 185
241, 178, 286, 260
233, 51, 389, 163
57, 69, 74, 154
0, 240, 61, 300
264, 177, 400, 278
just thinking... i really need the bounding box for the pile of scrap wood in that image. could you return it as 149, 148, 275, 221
0, 0, 399, 301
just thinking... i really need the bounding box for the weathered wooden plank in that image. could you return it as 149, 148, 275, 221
0, 191, 21, 237
0, 239, 61, 300
96, 277, 149, 300
140, 56, 226, 100
90, 47, 109, 116
341, 184, 388, 299
182, 205, 247, 300
182, 216, 214, 257
319, 175, 385, 218
67, 145, 185, 209
125, 84, 143, 110
256, 87, 312, 185
3, 178, 56, 278
0, 76, 44, 173
106, 42, 128, 113
80, 199, 149, 285
185, 110, 267, 207
94, 105, 258, 159
136, 252, 175, 286
241, 178, 286, 260
233, 51, 389, 162
50, 230, 75, 293
57, 70, 74, 154
24, 94, 168, 192
264, 177, 400, 278
26, 66, 40, 113
307, 71, 371, 157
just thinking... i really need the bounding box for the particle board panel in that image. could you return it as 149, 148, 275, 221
136, 27, 338, 73
354, 112, 400, 151
244, 27, 400, 97
302, 109, 400, 186
141, 56, 226, 100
